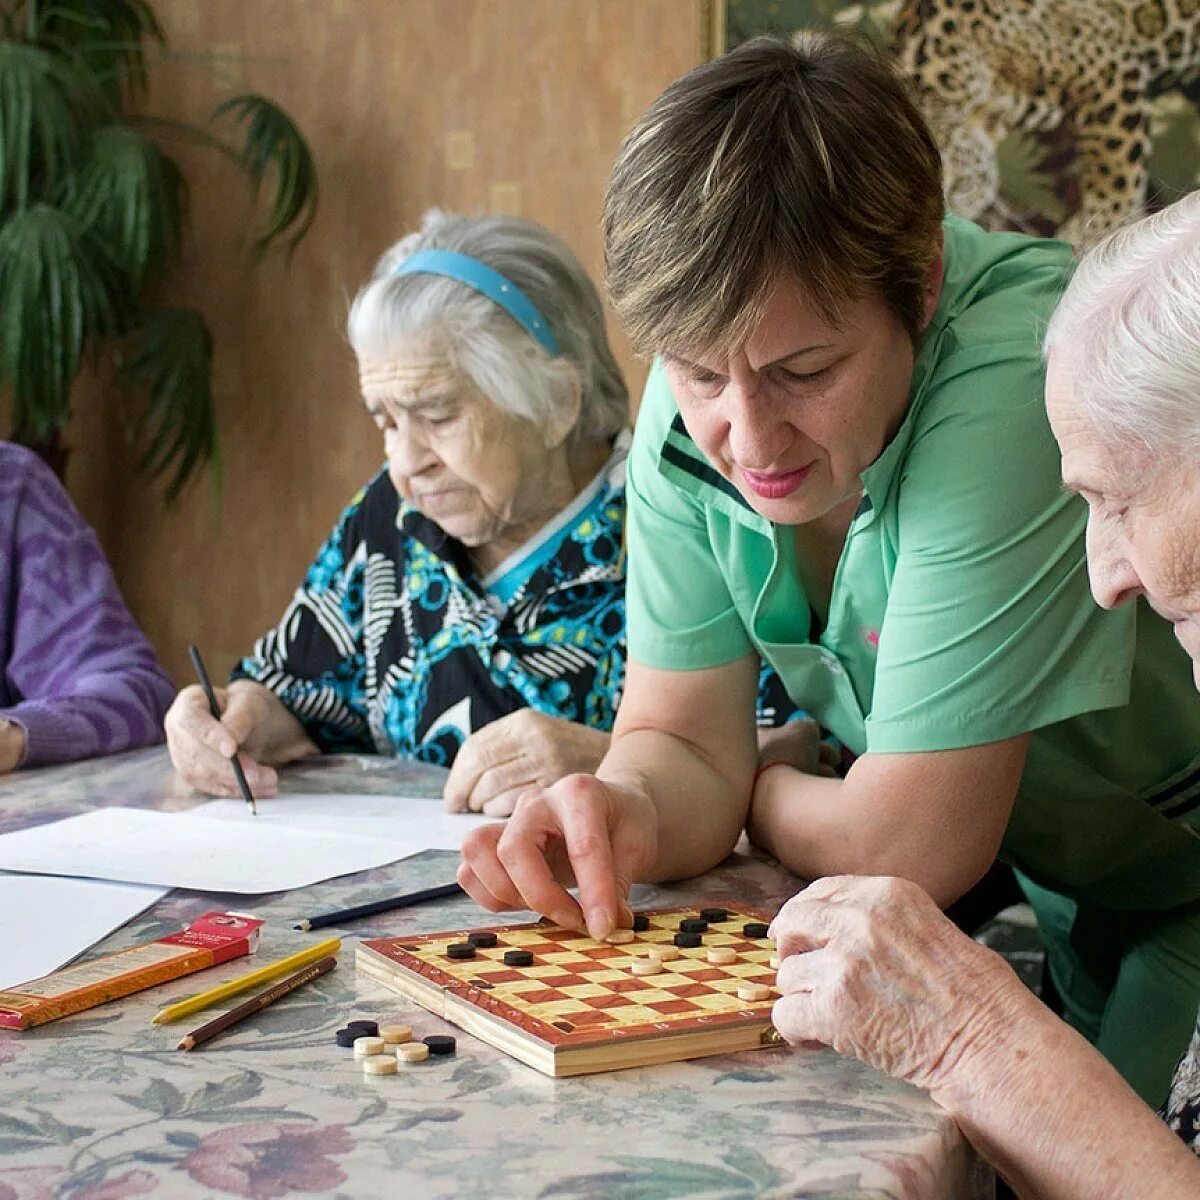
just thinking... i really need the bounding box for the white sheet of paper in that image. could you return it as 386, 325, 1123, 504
199, 792, 494, 850
0, 807, 421, 893
0, 874, 168, 989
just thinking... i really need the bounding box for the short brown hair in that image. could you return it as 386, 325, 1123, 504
604, 33, 944, 356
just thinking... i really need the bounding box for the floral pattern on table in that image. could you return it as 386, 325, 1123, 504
0, 749, 991, 1199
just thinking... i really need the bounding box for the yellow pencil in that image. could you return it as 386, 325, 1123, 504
150, 937, 342, 1024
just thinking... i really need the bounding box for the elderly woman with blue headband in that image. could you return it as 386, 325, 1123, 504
166, 211, 801, 811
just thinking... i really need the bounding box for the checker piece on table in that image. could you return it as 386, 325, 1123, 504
355, 905, 782, 1077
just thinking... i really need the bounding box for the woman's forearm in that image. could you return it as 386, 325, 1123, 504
3, 662, 175, 769
936, 992, 1199, 1200
749, 765, 845, 870
749, 768, 961, 895
750, 742, 1025, 907
598, 727, 753, 882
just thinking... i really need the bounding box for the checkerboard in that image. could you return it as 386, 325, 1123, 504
356, 906, 784, 1076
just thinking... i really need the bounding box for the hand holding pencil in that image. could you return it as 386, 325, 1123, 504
165, 651, 277, 803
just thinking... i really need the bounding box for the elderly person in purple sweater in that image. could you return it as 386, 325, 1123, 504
0, 442, 174, 773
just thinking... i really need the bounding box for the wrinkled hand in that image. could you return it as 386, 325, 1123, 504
443, 710, 611, 817
770, 875, 1025, 1093
756, 719, 840, 778
0, 720, 27, 775
164, 684, 279, 798
457, 773, 657, 939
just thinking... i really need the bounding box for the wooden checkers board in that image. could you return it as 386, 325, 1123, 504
356, 906, 783, 1077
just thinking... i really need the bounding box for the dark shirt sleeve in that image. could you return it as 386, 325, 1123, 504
1, 448, 175, 767
232, 484, 374, 753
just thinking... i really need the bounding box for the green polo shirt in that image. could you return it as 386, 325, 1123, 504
626, 215, 1200, 911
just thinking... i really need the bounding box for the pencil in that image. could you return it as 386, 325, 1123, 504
292, 882, 464, 931
151, 937, 342, 1024
188, 643, 257, 816
177, 955, 337, 1051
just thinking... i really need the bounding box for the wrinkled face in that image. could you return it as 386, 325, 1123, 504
661, 277, 921, 525
358, 338, 564, 551
1046, 354, 1200, 688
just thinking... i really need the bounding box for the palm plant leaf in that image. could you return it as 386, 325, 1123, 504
213, 92, 318, 251
0, 202, 130, 439
70, 123, 183, 288
26, 0, 162, 101
115, 306, 217, 501
0, 40, 103, 209
0, 9, 316, 495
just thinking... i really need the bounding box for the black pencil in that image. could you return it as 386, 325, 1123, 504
188, 644, 257, 816
293, 882, 465, 931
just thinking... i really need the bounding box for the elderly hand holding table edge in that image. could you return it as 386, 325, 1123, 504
0, 749, 989, 1199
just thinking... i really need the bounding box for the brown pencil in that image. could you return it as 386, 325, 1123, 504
177, 955, 337, 1051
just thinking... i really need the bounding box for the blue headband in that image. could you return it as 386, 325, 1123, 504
394, 249, 561, 357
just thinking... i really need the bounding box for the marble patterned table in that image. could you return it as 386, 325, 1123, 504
0, 748, 992, 1199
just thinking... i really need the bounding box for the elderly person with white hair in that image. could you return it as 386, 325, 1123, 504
166, 211, 800, 813
768, 191, 1200, 1199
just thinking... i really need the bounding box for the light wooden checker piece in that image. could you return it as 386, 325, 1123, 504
356, 906, 782, 1077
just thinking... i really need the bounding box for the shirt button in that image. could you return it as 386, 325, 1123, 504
493, 649, 512, 670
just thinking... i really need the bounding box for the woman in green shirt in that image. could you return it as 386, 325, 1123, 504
458, 33, 1200, 1105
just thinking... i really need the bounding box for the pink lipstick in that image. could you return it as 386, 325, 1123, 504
741, 463, 814, 500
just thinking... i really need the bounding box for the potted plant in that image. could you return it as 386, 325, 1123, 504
0, 0, 318, 496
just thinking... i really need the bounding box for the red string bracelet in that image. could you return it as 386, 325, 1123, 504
753, 759, 792, 784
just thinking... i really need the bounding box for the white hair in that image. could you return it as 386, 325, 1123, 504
347, 209, 628, 445
1044, 189, 1200, 458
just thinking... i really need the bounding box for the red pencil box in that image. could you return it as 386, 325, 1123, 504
0, 910, 264, 1030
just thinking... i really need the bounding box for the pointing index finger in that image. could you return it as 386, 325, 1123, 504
494, 800, 586, 931
557, 795, 623, 941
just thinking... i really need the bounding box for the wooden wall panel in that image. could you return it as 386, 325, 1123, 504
61, 0, 702, 686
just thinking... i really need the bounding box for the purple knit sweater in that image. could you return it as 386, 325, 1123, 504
0, 442, 174, 768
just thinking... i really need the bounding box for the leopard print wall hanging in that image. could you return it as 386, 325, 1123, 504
890, 0, 1200, 240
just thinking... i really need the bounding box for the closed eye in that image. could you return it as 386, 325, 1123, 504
776, 365, 829, 384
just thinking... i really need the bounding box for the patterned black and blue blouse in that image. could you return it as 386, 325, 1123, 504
1164, 1016, 1200, 1153
234, 433, 801, 766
